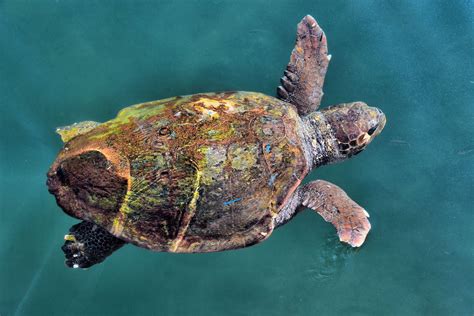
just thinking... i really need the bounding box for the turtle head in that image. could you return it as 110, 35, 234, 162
305, 102, 385, 166
321, 102, 386, 159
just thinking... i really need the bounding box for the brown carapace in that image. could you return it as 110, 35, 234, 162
47, 15, 386, 268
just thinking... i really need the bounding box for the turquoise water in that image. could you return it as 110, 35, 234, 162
1, 1, 473, 315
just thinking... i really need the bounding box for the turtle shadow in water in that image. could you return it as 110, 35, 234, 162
302, 234, 356, 282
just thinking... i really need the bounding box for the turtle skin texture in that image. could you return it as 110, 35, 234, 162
47, 92, 310, 253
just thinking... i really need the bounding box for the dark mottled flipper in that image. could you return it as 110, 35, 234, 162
301, 180, 371, 247
62, 221, 126, 269
277, 15, 330, 116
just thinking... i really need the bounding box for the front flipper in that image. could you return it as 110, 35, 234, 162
301, 180, 371, 247
277, 15, 330, 116
62, 221, 126, 269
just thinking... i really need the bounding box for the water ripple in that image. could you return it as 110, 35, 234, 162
303, 234, 355, 282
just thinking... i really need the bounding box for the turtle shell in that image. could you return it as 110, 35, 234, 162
47, 92, 310, 252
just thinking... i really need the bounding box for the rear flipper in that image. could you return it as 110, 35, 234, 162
276, 180, 371, 247
62, 221, 126, 269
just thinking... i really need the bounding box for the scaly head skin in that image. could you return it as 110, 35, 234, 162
303, 102, 386, 167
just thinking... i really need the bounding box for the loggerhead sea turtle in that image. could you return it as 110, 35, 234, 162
47, 15, 386, 268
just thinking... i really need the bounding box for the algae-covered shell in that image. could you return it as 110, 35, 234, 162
47, 91, 310, 252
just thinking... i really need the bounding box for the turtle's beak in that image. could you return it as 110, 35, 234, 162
369, 107, 386, 139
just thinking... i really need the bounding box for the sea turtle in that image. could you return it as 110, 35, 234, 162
47, 15, 386, 269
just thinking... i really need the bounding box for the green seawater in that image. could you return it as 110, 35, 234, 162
1, 1, 473, 315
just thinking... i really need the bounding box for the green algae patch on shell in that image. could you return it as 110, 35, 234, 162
49, 91, 310, 253
229, 144, 258, 171
56, 121, 101, 143
87, 98, 175, 140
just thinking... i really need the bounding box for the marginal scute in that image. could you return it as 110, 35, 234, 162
47, 150, 128, 225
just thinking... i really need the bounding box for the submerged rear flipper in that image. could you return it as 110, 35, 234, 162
62, 221, 126, 269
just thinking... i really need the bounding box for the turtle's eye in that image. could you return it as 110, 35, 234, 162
367, 125, 378, 136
